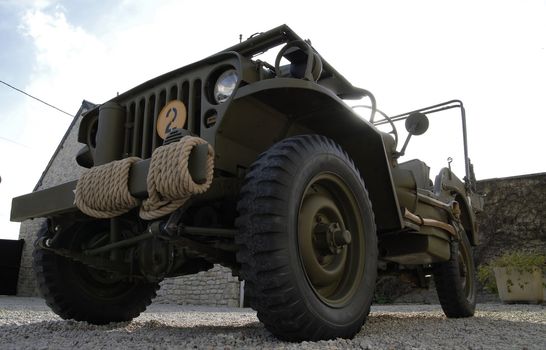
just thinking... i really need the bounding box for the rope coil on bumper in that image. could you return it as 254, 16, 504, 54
140, 136, 214, 220
75, 157, 141, 218
74, 136, 214, 220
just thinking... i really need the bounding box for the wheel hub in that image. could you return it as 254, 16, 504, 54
313, 222, 352, 255
297, 173, 366, 306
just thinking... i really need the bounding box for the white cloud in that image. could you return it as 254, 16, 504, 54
19, 6, 108, 107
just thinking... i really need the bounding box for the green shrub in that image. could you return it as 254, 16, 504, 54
477, 251, 546, 293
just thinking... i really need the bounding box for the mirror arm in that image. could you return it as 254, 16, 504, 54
395, 134, 413, 159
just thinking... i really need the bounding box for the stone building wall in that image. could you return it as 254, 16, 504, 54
16, 219, 47, 296
475, 172, 546, 264
16, 101, 89, 296
155, 265, 241, 307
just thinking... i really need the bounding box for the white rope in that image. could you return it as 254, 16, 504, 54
74, 136, 214, 220
75, 157, 141, 218
140, 136, 214, 220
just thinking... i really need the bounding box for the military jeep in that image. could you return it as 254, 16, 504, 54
11, 25, 483, 342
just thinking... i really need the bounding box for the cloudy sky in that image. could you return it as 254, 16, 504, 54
1, 0, 545, 239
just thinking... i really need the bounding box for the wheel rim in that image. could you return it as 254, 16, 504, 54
298, 173, 365, 307
458, 240, 475, 302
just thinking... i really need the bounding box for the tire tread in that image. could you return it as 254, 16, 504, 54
236, 135, 377, 341
33, 223, 160, 325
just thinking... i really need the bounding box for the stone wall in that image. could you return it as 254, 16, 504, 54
16, 101, 89, 296
155, 265, 241, 307
475, 173, 546, 264
16, 218, 47, 296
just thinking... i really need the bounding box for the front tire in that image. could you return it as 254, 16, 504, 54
433, 232, 476, 317
33, 222, 159, 324
236, 135, 378, 341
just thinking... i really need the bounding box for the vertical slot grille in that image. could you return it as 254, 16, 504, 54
191, 79, 202, 136
169, 85, 178, 102
141, 94, 155, 159
151, 91, 161, 150
123, 77, 202, 158
131, 99, 144, 157
124, 102, 135, 157
181, 81, 190, 129
154, 90, 167, 152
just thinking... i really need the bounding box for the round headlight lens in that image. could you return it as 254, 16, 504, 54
214, 69, 238, 103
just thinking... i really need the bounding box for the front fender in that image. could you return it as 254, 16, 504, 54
215, 78, 402, 232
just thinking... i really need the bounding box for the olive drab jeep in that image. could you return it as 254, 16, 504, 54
11, 25, 484, 342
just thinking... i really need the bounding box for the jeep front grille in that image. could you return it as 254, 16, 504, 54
122, 79, 202, 159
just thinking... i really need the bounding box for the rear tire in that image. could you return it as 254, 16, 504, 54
236, 135, 377, 341
33, 222, 159, 324
433, 232, 476, 317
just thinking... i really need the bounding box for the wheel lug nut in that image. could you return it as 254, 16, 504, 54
334, 229, 352, 246
329, 222, 351, 247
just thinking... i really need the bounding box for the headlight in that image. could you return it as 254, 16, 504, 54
213, 69, 238, 103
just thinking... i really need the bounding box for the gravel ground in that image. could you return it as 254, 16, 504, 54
0, 296, 544, 349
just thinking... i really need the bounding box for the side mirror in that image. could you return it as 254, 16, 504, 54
405, 112, 429, 136
396, 112, 429, 159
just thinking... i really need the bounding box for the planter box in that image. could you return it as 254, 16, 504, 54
494, 267, 546, 303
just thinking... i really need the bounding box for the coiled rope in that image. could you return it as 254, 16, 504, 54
75, 157, 141, 218
140, 136, 214, 220
75, 136, 214, 220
